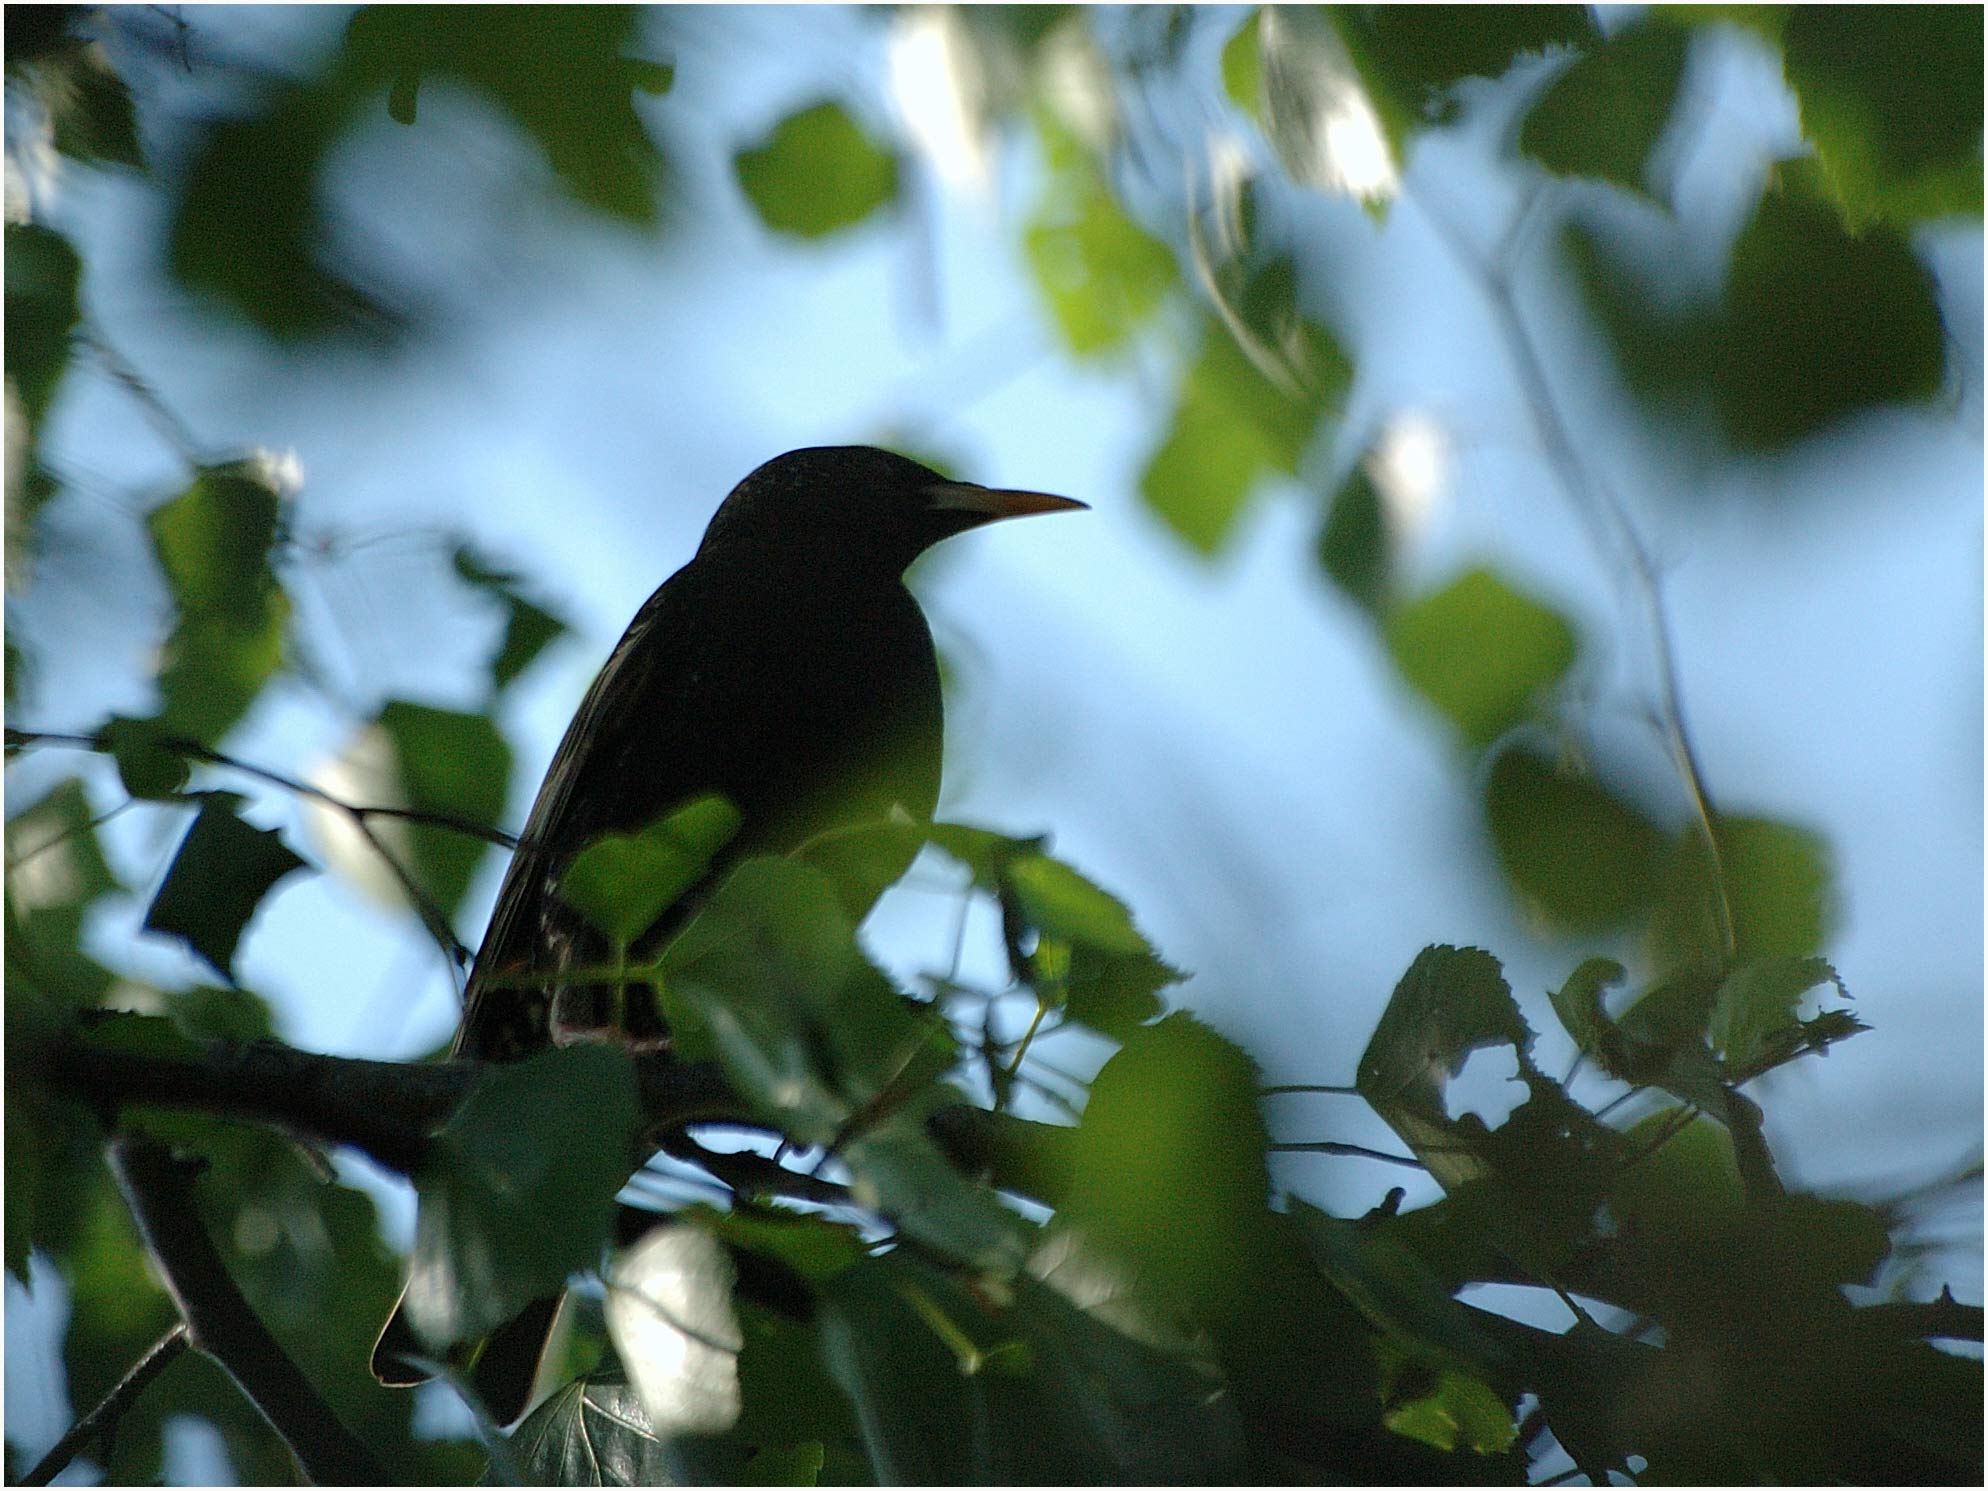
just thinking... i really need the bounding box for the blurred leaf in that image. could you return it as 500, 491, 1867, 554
1520, 19, 1691, 199
22, 40, 145, 169
141, 792, 311, 980
1648, 813, 1837, 973
1610, 1109, 1745, 1241
1318, 464, 1394, 615
5, 778, 120, 1008
1061, 1014, 1270, 1315
405, 1043, 637, 1352
741, 1442, 825, 1485
165, 981, 278, 1044
605, 1223, 743, 1437
1782, 5, 1984, 227
1384, 568, 1578, 749
451, 541, 570, 694
4, 222, 82, 433
1377, 1348, 1518, 1456
342, 5, 669, 223
375, 699, 511, 923
1023, 110, 1176, 356
841, 1101, 1032, 1275
1221, 9, 1265, 121
145, 462, 291, 745
1006, 853, 1145, 955
819, 1252, 1246, 1483
1570, 162, 1947, 451
1482, 745, 1667, 935
98, 714, 191, 801
168, 85, 392, 339
558, 794, 741, 946
1140, 306, 1348, 554
735, 101, 899, 239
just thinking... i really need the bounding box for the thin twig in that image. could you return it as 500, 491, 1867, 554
22, 1324, 189, 1486
1412, 182, 1737, 964
1270, 1139, 1426, 1169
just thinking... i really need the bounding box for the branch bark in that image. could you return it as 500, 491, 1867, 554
107, 1134, 389, 1485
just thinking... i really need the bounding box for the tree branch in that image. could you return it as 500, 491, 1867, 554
22, 1324, 189, 1486
43, 1032, 738, 1175
107, 1134, 390, 1486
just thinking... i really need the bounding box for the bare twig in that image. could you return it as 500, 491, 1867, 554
22, 1324, 189, 1486
1270, 1139, 1427, 1169
107, 1135, 389, 1485
1412, 183, 1737, 965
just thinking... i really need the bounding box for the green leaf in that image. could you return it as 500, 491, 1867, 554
1782, 5, 1984, 227
1379, 1352, 1517, 1456
98, 714, 191, 801
1546, 956, 1626, 1061
557, 795, 742, 946
841, 1102, 1032, 1275
1317, 465, 1394, 615
1482, 745, 1667, 934
1005, 854, 1145, 955
1061, 1014, 1271, 1315
1140, 307, 1348, 555
342, 6, 669, 224
1520, 20, 1691, 199
1023, 110, 1177, 357
404, 1043, 637, 1352
734, 101, 899, 239
1647, 813, 1837, 973
1221, 10, 1265, 121
145, 463, 291, 745
1707, 955, 1843, 1073
1384, 568, 1578, 749
451, 542, 569, 694
375, 700, 511, 923
142, 793, 311, 980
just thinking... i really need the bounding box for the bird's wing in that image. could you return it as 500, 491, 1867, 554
453, 568, 714, 1059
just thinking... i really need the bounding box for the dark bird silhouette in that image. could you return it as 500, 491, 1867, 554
372, 445, 1084, 1421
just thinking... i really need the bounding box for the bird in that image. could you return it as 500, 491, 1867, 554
372, 445, 1084, 1422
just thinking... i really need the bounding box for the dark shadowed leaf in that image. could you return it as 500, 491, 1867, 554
4, 222, 81, 433
1318, 464, 1395, 615
26, 40, 145, 169
1520, 19, 1691, 199
1782, 5, 1984, 227
142, 793, 311, 980
405, 1043, 637, 1352
735, 101, 899, 239
1570, 162, 1947, 451
452, 541, 570, 694
1482, 745, 1667, 934
5, 778, 121, 1008
511, 1372, 684, 1486
1385, 568, 1578, 749
1707, 955, 1844, 1073
98, 714, 191, 801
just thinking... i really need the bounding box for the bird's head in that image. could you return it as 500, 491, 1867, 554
698, 446, 1086, 575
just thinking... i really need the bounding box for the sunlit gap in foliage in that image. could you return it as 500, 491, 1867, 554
888, 6, 993, 195
1368, 410, 1451, 541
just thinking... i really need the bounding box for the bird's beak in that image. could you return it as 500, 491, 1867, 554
923, 481, 1089, 522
